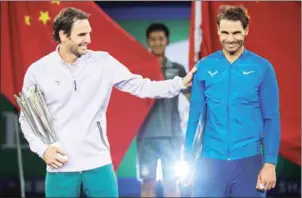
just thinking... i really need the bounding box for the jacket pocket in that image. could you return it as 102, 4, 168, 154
97, 121, 110, 151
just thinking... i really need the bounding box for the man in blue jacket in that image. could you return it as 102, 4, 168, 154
185, 5, 280, 197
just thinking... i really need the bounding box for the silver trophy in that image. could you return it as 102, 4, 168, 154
191, 104, 207, 165
14, 84, 63, 150
184, 103, 207, 186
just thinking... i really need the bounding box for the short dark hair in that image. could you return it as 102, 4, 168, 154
53, 7, 90, 43
216, 5, 250, 29
146, 23, 170, 39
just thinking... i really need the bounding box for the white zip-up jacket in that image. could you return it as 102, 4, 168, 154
19, 48, 187, 172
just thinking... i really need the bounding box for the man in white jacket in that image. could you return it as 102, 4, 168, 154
19, 7, 196, 197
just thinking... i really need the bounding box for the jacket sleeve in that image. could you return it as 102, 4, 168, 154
259, 62, 281, 165
184, 63, 206, 159
18, 66, 48, 158
108, 53, 186, 98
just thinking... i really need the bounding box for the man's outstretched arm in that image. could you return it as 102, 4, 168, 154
108, 53, 196, 98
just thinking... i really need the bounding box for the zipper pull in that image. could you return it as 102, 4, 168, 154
74, 80, 77, 91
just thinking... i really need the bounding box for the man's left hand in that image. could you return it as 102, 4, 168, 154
182, 67, 197, 87
256, 163, 277, 191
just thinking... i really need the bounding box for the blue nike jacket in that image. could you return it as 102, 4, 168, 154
185, 49, 281, 165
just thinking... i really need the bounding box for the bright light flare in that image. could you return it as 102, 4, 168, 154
174, 161, 191, 182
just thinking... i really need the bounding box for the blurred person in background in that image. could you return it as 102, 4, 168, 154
136, 23, 190, 197
18, 8, 196, 198
185, 5, 280, 197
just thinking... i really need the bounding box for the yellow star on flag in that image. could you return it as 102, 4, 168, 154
39, 11, 51, 25
51, 0, 60, 6
24, 15, 31, 26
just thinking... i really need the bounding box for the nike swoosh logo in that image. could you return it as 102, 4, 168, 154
243, 71, 255, 75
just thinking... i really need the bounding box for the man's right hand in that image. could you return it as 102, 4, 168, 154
42, 145, 68, 169
182, 67, 197, 87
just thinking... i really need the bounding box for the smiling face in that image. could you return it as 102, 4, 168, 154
59, 19, 92, 57
147, 30, 169, 56
218, 19, 248, 55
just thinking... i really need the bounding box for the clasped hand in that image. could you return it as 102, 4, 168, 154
42, 144, 68, 169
